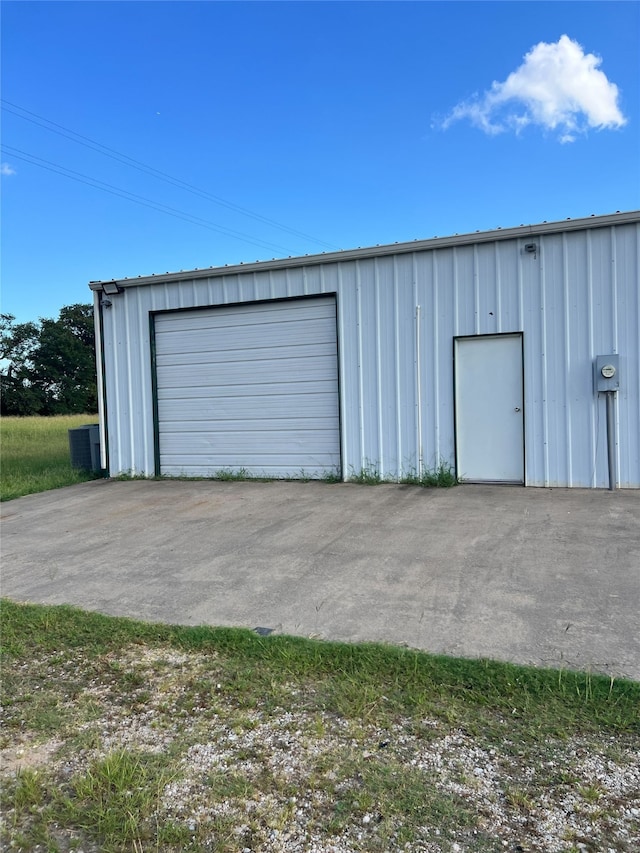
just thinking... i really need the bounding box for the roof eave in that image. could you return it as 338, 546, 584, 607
88, 210, 640, 291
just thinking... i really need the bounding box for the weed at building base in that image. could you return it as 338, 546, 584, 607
347, 460, 457, 488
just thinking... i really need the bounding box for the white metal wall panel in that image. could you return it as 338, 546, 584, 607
98, 217, 640, 487
153, 297, 340, 477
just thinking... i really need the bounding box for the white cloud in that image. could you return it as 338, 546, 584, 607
1, 162, 16, 176
439, 35, 626, 142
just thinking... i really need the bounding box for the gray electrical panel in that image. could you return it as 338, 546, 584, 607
594, 355, 620, 392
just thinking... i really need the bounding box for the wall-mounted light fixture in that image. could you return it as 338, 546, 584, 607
102, 281, 124, 295
524, 242, 538, 254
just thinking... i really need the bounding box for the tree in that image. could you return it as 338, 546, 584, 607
0, 304, 97, 415
0, 314, 43, 415
31, 304, 97, 415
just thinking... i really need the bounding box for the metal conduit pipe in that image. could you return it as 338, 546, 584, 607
415, 305, 423, 472
606, 390, 616, 491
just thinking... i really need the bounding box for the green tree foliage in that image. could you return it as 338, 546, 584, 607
0, 304, 97, 415
0, 314, 43, 415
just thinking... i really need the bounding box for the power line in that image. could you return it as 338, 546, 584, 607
2, 145, 298, 255
1, 99, 338, 250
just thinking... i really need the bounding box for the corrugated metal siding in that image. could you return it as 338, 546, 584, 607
99, 220, 640, 487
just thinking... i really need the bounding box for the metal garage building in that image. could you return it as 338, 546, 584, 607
91, 210, 640, 488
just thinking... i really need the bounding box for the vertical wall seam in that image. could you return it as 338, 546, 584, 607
635, 224, 640, 485
495, 242, 502, 333
355, 262, 365, 468
336, 264, 348, 471
374, 260, 384, 473
393, 256, 403, 472
412, 253, 421, 468
108, 303, 122, 473
432, 251, 440, 461
610, 227, 620, 479
149, 288, 160, 476
149, 313, 161, 477
539, 241, 550, 485
611, 227, 619, 350
562, 233, 573, 486
136, 288, 149, 470
586, 230, 598, 487
515, 242, 527, 480
473, 244, 480, 335
123, 296, 136, 469
93, 291, 108, 472
452, 247, 459, 337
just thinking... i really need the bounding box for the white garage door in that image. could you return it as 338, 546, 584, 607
154, 296, 340, 478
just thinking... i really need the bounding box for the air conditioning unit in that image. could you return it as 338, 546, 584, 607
69, 424, 101, 471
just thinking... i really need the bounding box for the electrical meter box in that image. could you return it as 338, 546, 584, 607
594, 355, 620, 392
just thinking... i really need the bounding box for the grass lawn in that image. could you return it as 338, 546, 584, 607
1, 600, 638, 852
0, 414, 100, 501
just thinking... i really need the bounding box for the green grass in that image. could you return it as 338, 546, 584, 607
115, 463, 454, 487
196, 465, 344, 483
0, 414, 100, 501
113, 466, 345, 484
1, 600, 638, 851
59, 750, 173, 848
348, 460, 458, 487
401, 462, 458, 488
2, 600, 637, 736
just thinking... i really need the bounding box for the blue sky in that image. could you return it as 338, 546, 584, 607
2, 1, 639, 324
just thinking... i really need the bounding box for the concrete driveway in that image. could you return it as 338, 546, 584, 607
1, 480, 638, 680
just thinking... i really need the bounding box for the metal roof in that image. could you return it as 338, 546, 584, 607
89, 209, 640, 290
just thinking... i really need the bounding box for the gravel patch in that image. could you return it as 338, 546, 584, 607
2, 644, 638, 852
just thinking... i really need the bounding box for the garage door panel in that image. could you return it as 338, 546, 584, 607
159, 395, 339, 420
157, 359, 336, 388
155, 297, 340, 478
157, 382, 337, 401
156, 319, 336, 355
156, 301, 336, 336
156, 339, 337, 367
160, 417, 339, 433
161, 430, 339, 452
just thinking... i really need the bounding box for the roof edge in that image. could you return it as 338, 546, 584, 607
89, 210, 640, 290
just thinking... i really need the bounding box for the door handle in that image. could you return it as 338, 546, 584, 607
514, 407, 521, 412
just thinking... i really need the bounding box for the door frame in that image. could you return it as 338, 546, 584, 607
453, 332, 525, 485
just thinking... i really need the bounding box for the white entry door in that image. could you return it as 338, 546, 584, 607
454, 334, 524, 483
